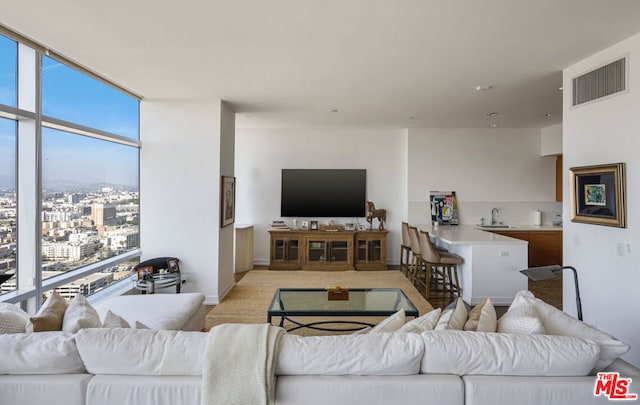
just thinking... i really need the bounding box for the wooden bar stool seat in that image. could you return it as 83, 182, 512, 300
419, 230, 463, 300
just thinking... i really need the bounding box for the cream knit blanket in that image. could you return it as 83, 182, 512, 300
201, 323, 285, 405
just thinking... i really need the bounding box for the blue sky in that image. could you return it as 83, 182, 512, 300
0, 33, 139, 190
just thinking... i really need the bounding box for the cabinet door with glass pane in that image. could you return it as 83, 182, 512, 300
355, 231, 388, 271
269, 231, 302, 269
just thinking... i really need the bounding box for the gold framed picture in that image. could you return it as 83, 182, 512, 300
167, 258, 180, 273
569, 163, 626, 228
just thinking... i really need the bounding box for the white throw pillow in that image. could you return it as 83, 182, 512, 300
464, 297, 497, 332
497, 303, 546, 334
396, 308, 442, 333
0, 303, 30, 334
515, 290, 629, 372
370, 309, 405, 333
102, 310, 131, 328
435, 298, 468, 330
135, 320, 151, 329
62, 294, 102, 333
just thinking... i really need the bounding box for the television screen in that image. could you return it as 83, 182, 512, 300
281, 169, 366, 217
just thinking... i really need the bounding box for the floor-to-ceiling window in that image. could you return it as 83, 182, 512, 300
0, 29, 141, 306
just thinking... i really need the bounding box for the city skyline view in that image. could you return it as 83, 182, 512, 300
1, 31, 140, 301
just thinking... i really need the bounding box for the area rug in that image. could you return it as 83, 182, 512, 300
205, 270, 434, 335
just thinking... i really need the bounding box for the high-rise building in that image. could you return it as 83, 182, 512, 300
92, 203, 117, 227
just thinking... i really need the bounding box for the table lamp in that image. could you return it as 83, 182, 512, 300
519, 265, 583, 321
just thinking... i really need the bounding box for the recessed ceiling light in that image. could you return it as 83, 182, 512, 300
558, 86, 564, 91
543, 112, 553, 117
329, 109, 339, 113
490, 123, 499, 128
475, 85, 493, 91
486, 112, 499, 117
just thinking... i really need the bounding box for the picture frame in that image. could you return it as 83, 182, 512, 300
300, 220, 309, 230
310, 220, 319, 230
221, 176, 236, 227
358, 224, 368, 231
569, 163, 626, 228
167, 258, 180, 273
344, 223, 355, 231
137, 265, 153, 280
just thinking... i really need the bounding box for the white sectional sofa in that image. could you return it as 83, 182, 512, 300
0, 327, 638, 405
1, 289, 638, 405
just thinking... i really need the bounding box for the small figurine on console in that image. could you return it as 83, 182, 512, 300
365, 201, 387, 230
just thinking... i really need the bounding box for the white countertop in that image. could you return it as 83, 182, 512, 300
417, 224, 526, 245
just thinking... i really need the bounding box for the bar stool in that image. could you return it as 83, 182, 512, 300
407, 226, 424, 288
419, 230, 463, 300
400, 222, 412, 277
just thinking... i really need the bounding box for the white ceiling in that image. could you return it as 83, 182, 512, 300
2, 1, 640, 130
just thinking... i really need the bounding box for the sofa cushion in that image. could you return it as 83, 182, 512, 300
29, 291, 68, 332
93, 293, 205, 330
75, 328, 206, 375
276, 333, 424, 376
420, 330, 599, 376
396, 308, 441, 333
515, 290, 629, 372
464, 297, 497, 332
62, 294, 101, 333
0, 332, 85, 374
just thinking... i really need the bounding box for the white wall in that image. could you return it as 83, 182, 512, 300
218, 101, 236, 299
563, 32, 640, 366
140, 100, 223, 304
541, 123, 562, 156
235, 128, 407, 265
407, 128, 560, 226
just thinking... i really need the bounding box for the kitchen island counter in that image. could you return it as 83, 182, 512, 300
417, 225, 528, 305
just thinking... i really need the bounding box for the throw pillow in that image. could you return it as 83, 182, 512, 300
29, 291, 68, 332
102, 310, 131, 328
396, 308, 442, 333
62, 294, 101, 333
497, 301, 546, 334
435, 297, 468, 330
370, 309, 405, 333
0, 303, 30, 334
135, 320, 151, 329
515, 290, 629, 371
0, 312, 29, 334
464, 297, 497, 332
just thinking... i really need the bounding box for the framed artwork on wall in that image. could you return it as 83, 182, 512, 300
221, 176, 236, 227
569, 163, 626, 228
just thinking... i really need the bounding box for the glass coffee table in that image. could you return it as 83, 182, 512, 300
267, 288, 419, 332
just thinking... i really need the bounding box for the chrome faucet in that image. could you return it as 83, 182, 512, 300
491, 208, 500, 225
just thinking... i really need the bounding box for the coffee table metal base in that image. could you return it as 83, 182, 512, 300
274, 317, 375, 332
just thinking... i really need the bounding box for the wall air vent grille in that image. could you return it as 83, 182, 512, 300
572, 57, 626, 106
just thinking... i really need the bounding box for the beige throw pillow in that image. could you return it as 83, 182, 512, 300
30, 291, 68, 332
102, 310, 131, 328
370, 309, 406, 333
464, 297, 497, 332
435, 298, 468, 330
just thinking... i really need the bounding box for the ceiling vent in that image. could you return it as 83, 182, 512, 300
572, 57, 627, 106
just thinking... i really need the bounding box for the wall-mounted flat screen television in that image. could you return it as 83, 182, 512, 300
281, 169, 366, 217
